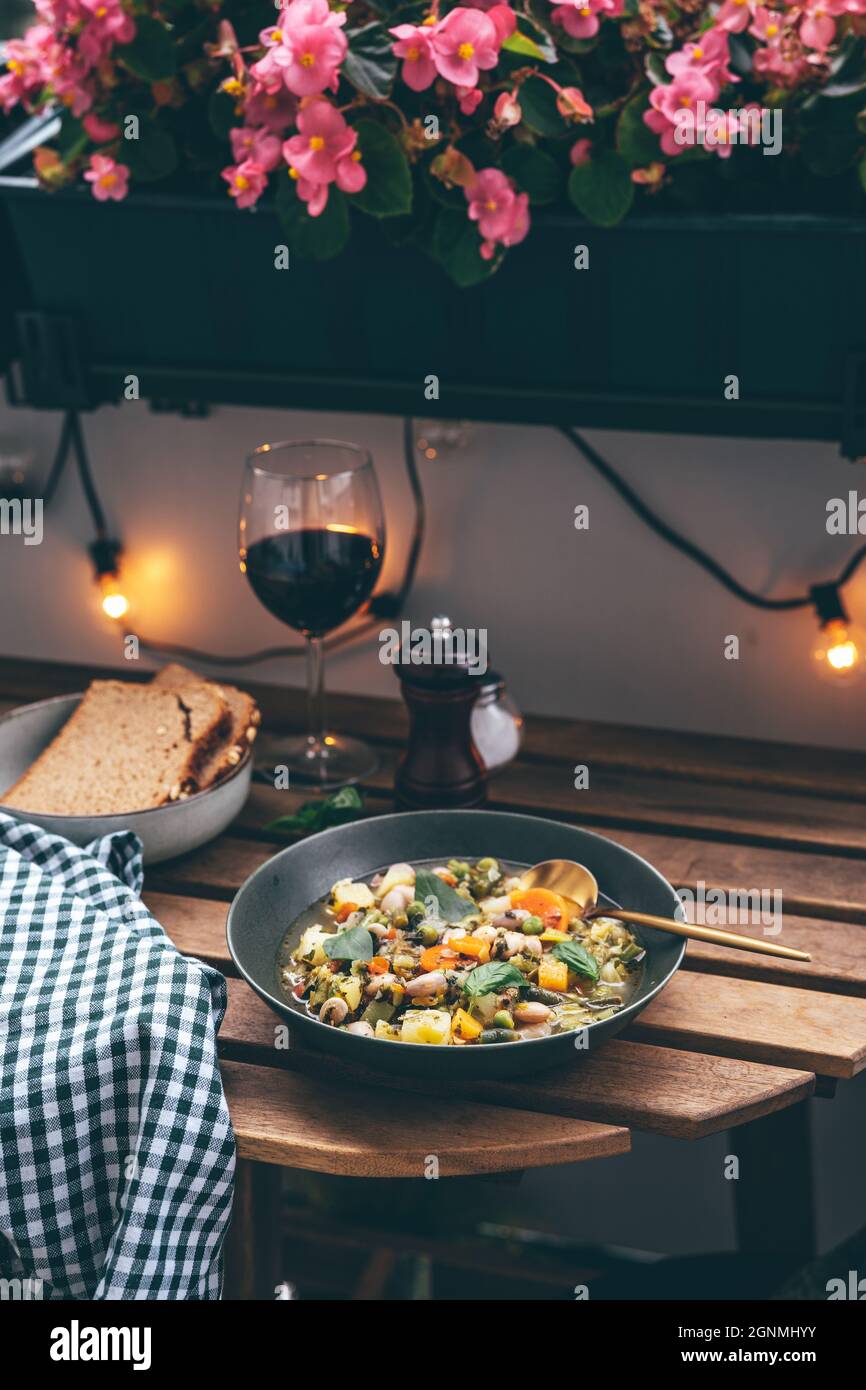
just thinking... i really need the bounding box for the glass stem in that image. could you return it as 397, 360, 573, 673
306, 635, 327, 767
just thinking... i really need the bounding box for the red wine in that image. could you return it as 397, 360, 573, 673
244, 527, 382, 637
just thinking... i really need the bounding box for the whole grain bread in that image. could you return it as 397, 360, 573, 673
1, 679, 230, 816
152, 663, 259, 787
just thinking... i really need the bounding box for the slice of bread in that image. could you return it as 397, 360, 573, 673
152, 664, 259, 788
1, 679, 230, 816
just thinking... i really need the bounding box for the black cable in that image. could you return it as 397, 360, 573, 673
560, 425, 866, 612
69, 411, 108, 538
40, 410, 74, 506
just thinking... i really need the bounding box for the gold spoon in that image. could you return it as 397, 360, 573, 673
520, 859, 811, 962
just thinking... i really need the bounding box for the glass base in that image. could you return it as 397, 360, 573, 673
256, 733, 379, 791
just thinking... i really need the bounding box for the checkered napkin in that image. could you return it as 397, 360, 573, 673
0, 813, 235, 1300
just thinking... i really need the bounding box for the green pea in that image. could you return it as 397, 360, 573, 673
522, 915, 544, 935
492, 1009, 514, 1030
417, 923, 440, 947
406, 900, 426, 925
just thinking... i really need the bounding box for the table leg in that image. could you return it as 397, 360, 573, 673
223, 1159, 283, 1300
731, 1101, 816, 1261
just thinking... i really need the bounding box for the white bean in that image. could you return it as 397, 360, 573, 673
365, 972, 397, 997
345, 1021, 374, 1037
513, 1001, 552, 1024
380, 884, 415, 915
405, 970, 447, 997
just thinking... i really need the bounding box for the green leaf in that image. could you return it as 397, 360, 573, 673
56, 111, 88, 164
432, 207, 497, 287
275, 172, 351, 259
464, 961, 527, 998
266, 786, 364, 837
518, 75, 568, 137
348, 119, 412, 217
123, 122, 178, 182
501, 144, 562, 205
568, 150, 634, 226
343, 23, 398, 99
323, 924, 375, 962
616, 93, 662, 169
414, 868, 476, 923
119, 16, 177, 82
502, 16, 557, 65
552, 939, 600, 982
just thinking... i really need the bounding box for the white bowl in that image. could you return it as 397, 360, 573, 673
0, 692, 253, 863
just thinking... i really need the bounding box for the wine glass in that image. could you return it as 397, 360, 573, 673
239, 440, 385, 788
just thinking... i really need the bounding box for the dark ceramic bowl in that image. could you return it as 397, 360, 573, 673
226, 809, 685, 1078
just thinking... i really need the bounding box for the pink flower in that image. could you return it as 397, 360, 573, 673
78, 0, 136, 66
665, 28, 733, 86
748, 6, 784, 42
464, 166, 530, 259
556, 85, 594, 120
645, 70, 718, 156
390, 23, 437, 91
222, 158, 269, 209
83, 111, 121, 142
799, 1, 839, 49
230, 124, 282, 171
457, 85, 483, 114
83, 152, 129, 201
550, 0, 622, 40
493, 90, 522, 127
282, 98, 366, 216
487, 4, 518, 41
432, 7, 500, 87
252, 0, 348, 98
244, 83, 297, 133
570, 137, 593, 165
715, 0, 753, 33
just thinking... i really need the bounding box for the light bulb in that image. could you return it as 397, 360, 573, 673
99, 572, 129, 621
812, 618, 864, 684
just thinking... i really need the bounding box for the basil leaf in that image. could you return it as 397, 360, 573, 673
414, 868, 476, 923
464, 961, 526, 998
323, 924, 374, 961
552, 940, 600, 982
266, 786, 364, 837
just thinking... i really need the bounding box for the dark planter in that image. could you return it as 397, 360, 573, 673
1, 173, 865, 446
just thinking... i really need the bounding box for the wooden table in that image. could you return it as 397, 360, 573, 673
3, 657, 866, 1298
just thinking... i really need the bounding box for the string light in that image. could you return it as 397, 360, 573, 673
810, 584, 864, 684
89, 538, 129, 622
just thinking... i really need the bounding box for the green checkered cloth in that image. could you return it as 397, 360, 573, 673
0, 813, 235, 1299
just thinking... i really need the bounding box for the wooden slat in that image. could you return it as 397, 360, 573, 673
218, 978, 815, 1140
629, 971, 866, 1079
220, 1060, 629, 1174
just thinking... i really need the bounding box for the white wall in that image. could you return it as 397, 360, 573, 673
2, 397, 864, 748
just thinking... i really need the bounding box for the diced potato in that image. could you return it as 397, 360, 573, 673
332, 879, 375, 909
295, 925, 329, 966
374, 1019, 402, 1041
337, 976, 362, 1011
377, 862, 416, 898
401, 1009, 452, 1045
479, 895, 512, 915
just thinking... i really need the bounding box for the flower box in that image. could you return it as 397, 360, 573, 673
1, 172, 865, 447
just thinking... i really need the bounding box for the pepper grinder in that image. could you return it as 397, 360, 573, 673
394, 616, 487, 809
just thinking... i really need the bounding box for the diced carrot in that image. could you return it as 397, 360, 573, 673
510, 888, 573, 930
452, 1008, 483, 1041
538, 958, 569, 992
434, 870, 458, 887
335, 901, 358, 923
420, 944, 460, 972
368, 956, 389, 975
447, 935, 490, 963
